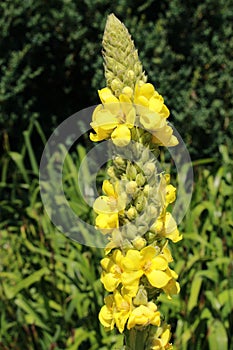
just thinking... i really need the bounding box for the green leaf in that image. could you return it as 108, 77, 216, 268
4, 267, 49, 299
15, 298, 50, 331
187, 275, 202, 312
207, 319, 228, 350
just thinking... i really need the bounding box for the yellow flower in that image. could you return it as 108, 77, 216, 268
134, 83, 170, 119
127, 301, 161, 329
151, 323, 173, 350
90, 88, 136, 146
95, 213, 119, 232
162, 268, 180, 299
111, 124, 131, 147
122, 246, 171, 292
152, 176, 183, 242
152, 212, 182, 243
100, 249, 124, 292
99, 290, 132, 333
132, 82, 179, 146
93, 180, 126, 233
151, 124, 179, 147
99, 295, 115, 331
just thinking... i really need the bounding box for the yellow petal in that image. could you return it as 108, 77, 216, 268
149, 96, 164, 113
90, 129, 110, 142
121, 271, 142, 286
160, 104, 170, 118
125, 107, 136, 128
112, 249, 123, 266
136, 95, 149, 107
122, 250, 141, 270
95, 213, 119, 230
92, 104, 103, 121
166, 184, 176, 205
146, 270, 171, 288
167, 135, 179, 147
100, 257, 112, 271
99, 304, 114, 329
91, 109, 119, 130
119, 94, 132, 104
140, 83, 155, 99
141, 246, 157, 261
101, 272, 119, 291
161, 328, 171, 345
102, 180, 115, 197
140, 112, 166, 130
163, 279, 180, 299
98, 87, 113, 103
111, 125, 131, 147
151, 124, 174, 146
93, 196, 114, 214
104, 100, 120, 114
151, 256, 168, 270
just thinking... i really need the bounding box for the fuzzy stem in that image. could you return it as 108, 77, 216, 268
124, 328, 150, 350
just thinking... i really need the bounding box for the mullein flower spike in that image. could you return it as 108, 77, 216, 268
90, 13, 182, 350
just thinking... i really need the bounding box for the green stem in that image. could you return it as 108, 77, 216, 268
124, 328, 150, 350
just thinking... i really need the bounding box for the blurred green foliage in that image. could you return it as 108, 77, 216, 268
0, 0, 232, 159
0, 1, 233, 349
0, 119, 232, 349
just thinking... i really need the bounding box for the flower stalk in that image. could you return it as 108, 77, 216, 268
90, 13, 182, 350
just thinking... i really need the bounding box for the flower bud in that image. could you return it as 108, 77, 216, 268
144, 162, 156, 176
132, 236, 146, 250
126, 181, 137, 195
147, 205, 159, 218
111, 78, 122, 91
133, 285, 148, 306
145, 231, 156, 244
126, 163, 137, 180
136, 173, 146, 186
135, 193, 147, 212
122, 86, 133, 98
126, 70, 135, 80
141, 148, 149, 162
126, 207, 138, 220
114, 156, 126, 169
143, 184, 150, 196
125, 223, 137, 240
107, 166, 115, 178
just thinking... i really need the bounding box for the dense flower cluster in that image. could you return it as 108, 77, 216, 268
90, 83, 178, 148
90, 13, 182, 350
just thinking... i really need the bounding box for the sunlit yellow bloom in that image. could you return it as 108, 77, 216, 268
122, 246, 171, 292
162, 267, 180, 299
127, 301, 160, 329
151, 323, 173, 350
98, 87, 117, 104
151, 124, 179, 147
90, 88, 136, 146
111, 124, 131, 147
161, 242, 173, 263
152, 212, 182, 243
165, 184, 177, 206
99, 290, 132, 333
93, 180, 126, 233
152, 176, 182, 242
134, 83, 170, 118
95, 213, 119, 232
100, 249, 124, 291
99, 294, 115, 331
140, 111, 166, 131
